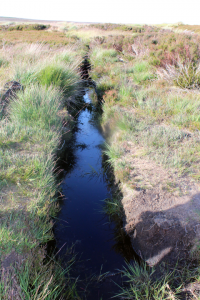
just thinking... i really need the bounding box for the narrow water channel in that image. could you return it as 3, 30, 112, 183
54, 90, 136, 299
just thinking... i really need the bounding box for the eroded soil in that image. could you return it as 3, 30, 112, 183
117, 141, 200, 266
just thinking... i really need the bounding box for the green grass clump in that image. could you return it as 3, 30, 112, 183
58, 50, 78, 64
159, 60, 200, 89
103, 142, 122, 166
118, 81, 134, 106
174, 61, 200, 89
130, 61, 155, 84
103, 197, 122, 217
36, 62, 80, 96
116, 262, 180, 300
9, 85, 62, 130
7, 24, 50, 31
90, 48, 118, 68
133, 61, 149, 73
13, 60, 38, 86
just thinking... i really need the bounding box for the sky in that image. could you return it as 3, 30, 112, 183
1, 0, 200, 25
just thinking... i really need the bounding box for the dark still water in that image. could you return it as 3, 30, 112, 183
54, 90, 136, 299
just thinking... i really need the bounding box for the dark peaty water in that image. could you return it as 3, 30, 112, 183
54, 91, 136, 299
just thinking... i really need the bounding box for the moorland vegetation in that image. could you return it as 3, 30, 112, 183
1, 20, 200, 299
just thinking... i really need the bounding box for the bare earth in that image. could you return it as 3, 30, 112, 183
119, 141, 200, 266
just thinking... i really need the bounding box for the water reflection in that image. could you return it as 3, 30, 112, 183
54, 89, 138, 299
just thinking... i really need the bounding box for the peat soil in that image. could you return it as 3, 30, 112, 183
119, 141, 200, 268
54, 90, 137, 300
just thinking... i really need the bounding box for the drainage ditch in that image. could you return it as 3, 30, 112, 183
54, 89, 138, 299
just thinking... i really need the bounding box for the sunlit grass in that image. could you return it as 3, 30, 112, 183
116, 262, 181, 300
103, 142, 122, 166
9, 85, 62, 129
65, 27, 133, 42
36, 62, 81, 96
0, 30, 77, 45
0, 40, 82, 299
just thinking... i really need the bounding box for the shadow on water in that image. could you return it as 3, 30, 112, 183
54, 89, 138, 299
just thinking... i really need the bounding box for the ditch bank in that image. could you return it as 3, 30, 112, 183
0, 74, 83, 298
54, 53, 200, 299
101, 111, 200, 268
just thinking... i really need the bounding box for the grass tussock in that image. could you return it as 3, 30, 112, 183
36, 63, 80, 96
90, 48, 118, 69
116, 262, 181, 300
158, 59, 200, 89
9, 85, 63, 129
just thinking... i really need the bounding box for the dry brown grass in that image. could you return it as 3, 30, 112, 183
0, 30, 77, 45
176, 24, 200, 34
65, 27, 134, 42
